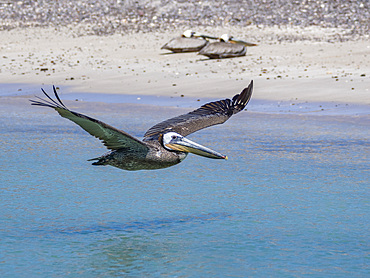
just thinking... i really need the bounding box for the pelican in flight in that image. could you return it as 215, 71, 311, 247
30, 81, 253, 171
161, 30, 218, 53
199, 34, 257, 59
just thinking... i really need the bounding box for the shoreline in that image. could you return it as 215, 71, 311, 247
1, 26, 369, 112
2, 88, 369, 117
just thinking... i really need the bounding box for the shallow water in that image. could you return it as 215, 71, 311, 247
1, 97, 369, 277
2, 83, 369, 115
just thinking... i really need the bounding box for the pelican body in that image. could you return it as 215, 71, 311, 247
30, 81, 253, 171
161, 30, 217, 53
199, 34, 257, 59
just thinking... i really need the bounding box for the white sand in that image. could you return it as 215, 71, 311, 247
1, 26, 369, 105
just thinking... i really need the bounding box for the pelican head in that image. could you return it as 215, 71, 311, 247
162, 132, 227, 160
220, 34, 232, 42
182, 30, 196, 38
220, 34, 257, 46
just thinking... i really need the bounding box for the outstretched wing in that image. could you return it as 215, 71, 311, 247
30, 86, 148, 152
144, 81, 253, 140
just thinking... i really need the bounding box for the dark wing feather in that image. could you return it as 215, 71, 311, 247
30, 86, 148, 152
144, 81, 253, 140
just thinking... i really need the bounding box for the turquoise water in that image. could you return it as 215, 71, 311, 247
1, 96, 369, 277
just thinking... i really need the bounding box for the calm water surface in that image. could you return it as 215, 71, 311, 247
0, 97, 369, 277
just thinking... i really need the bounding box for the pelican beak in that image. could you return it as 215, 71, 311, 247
166, 137, 228, 160
230, 38, 258, 46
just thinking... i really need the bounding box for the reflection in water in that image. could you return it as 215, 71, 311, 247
89, 232, 213, 277
73, 213, 230, 276
90, 235, 166, 276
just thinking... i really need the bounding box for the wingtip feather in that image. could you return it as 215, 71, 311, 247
232, 80, 253, 111
30, 86, 68, 110
53, 85, 67, 109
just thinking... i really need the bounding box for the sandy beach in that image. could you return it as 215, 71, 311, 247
1, 24, 369, 108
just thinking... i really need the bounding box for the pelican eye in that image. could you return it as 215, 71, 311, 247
171, 135, 177, 139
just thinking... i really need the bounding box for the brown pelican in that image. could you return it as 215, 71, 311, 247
30, 81, 253, 171
198, 34, 257, 59
161, 30, 218, 53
